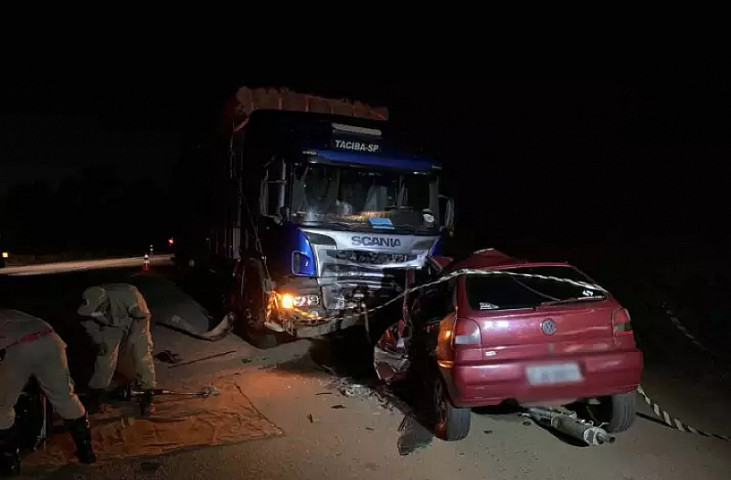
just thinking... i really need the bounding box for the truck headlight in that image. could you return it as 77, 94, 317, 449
281, 294, 295, 309
284, 294, 321, 309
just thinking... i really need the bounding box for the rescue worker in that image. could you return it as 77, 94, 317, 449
0, 309, 96, 475
77, 284, 156, 418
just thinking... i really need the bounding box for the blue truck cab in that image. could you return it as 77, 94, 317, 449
212, 98, 453, 344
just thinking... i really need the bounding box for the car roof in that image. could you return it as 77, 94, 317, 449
444, 248, 571, 273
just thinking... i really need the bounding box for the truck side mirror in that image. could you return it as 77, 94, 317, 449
439, 195, 455, 232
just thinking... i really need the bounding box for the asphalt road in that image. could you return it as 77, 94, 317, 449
0, 254, 173, 277
1, 264, 730, 480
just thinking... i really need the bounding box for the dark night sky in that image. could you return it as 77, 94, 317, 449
2, 80, 730, 252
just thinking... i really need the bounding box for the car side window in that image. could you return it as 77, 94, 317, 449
412, 278, 455, 324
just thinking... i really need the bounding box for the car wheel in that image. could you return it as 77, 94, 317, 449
590, 392, 637, 432
432, 375, 471, 441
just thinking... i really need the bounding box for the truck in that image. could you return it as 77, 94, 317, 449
198, 87, 454, 347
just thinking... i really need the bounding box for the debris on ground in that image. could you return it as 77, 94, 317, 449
307, 414, 314, 423
241, 358, 252, 364
324, 377, 410, 413
340, 384, 371, 397
331, 405, 346, 409
484, 430, 493, 434
365, 427, 375, 431
155, 350, 182, 364
315, 392, 332, 396
398, 414, 410, 432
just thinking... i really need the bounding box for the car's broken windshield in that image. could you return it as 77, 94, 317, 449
290, 162, 437, 232
465, 266, 605, 311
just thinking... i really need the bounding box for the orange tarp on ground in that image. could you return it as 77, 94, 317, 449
25, 374, 282, 468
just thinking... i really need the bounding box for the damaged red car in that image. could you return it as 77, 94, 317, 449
374, 249, 643, 441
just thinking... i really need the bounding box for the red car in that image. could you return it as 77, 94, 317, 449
374, 249, 643, 441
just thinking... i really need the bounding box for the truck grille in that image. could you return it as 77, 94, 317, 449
326, 250, 417, 265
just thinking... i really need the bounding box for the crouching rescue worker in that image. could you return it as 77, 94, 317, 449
0, 309, 96, 475
77, 284, 156, 418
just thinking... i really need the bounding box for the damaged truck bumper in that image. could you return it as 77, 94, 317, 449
265, 308, 366, 338
292, 315, 364, 338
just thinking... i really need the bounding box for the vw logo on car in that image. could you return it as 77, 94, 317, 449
541, 319, 557, 335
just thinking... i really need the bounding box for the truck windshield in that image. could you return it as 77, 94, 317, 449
290, 162, 437, 232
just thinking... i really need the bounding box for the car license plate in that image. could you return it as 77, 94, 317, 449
526, 363, 582, 385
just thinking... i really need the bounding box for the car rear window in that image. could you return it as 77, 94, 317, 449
465, 266, 604, 312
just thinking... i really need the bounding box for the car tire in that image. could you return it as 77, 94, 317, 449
432, 376, 471, 441
590, 392, 636, 433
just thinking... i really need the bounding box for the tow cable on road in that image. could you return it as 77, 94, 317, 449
659, 301, 729, 360
630, 302, 730, 440
637, 385, 730, 441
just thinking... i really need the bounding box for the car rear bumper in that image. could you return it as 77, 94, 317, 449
440, 349, 643, 408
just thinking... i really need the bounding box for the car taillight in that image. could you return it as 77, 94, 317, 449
454, 318, 482, 345
436, 315, 456, 365
612, 308, 633, 335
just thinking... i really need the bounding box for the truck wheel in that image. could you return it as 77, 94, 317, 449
590, 392, 637, 432
432, 375, 471, 441
245, 327, 280, 349
241, 259, 281, 349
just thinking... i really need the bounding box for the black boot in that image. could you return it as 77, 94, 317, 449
0, 425, 20, 476
65, 415, 96, 465
83, 389, 104, 415
139, 390, 155, 418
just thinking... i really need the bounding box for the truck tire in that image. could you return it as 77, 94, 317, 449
241, 259, 281, 349
432, 375, 471, 441
591, 392, 637, 433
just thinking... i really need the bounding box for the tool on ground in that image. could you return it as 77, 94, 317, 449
524, 406, 615, 446
114, 385, 220, 401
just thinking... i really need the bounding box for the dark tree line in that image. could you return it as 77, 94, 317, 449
0, 165, 171, 256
